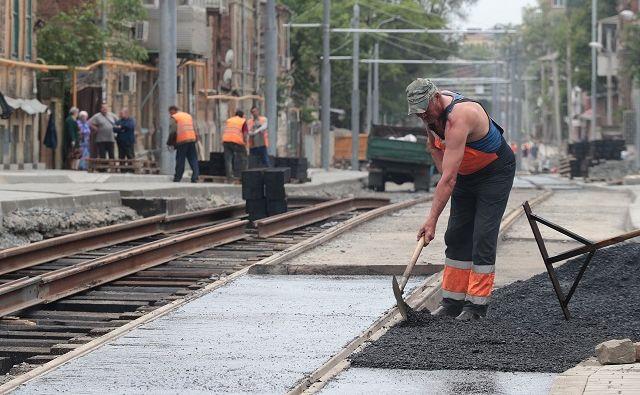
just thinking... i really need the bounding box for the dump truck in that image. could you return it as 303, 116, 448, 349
367, 124, 432, 192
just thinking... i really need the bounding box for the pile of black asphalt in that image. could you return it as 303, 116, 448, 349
351, 243, 640, 373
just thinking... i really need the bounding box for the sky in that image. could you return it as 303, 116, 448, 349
455, 0, 539, 28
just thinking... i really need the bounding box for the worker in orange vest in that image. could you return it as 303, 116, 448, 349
247, 106, 270, 167
168, 105, 200, 183
223, 110, 248, 180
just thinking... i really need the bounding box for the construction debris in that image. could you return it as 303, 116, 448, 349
595, 339, 636, 365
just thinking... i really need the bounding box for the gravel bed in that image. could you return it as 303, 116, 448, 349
0, 206, 139, 249
351, 243, 640, 373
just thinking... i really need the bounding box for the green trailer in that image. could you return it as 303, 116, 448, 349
366, 124, 433, 192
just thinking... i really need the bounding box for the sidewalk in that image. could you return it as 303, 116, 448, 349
0, 168, 367, 218
551, 360, 640, 395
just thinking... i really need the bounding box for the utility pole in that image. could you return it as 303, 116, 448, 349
552, 55, 562, 147
350, 3, 360, 170
321, 0, 331, 170
101, 0, 108, 103
372, 43, 379, 125
265, 0, 278, 157
566, 38, 574, 141
634, 79, 640, 170
605, 27, 613, 126
512, 43, 522, 171
365, 61, 372, 133
492, 56, 499, 117
159, 0, 177, 175
590, 0, 598, 140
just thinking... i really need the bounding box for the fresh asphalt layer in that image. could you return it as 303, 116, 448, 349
14, 275, 423, 394
350, 243, 640, 374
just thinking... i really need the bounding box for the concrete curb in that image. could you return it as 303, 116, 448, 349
0, 192, 122, 224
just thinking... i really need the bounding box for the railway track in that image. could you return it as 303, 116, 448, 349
0, 196, 393, 381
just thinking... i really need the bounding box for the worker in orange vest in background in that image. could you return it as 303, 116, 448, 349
169, 105, 200, 183
247, 106, 270, 167
222, 110, 248, 181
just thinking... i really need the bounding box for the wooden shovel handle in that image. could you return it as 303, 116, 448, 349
399, 236, 428, 291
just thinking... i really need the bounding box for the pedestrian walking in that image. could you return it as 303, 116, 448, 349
63, 107, 79, 169
77, 111, 91, 170
222, 110, 248, 180
247, 106, 270, 167
168, 105, 199, 183
114, 108, 135, 171
89, 103, 118, 160
407, 78, 515, 321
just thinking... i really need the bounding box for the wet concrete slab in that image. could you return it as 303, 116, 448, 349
15, 275, 423, 394
322, 368, 556, 395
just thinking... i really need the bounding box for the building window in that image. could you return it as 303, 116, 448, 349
11, 0, 19, 58
25, 0, 32, 60
552, 0, 565, 7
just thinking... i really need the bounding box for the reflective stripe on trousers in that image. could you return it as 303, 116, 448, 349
441, 258, 494, 305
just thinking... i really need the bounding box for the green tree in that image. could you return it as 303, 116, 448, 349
279, 0, 477, 127
37, 2, 105, 66
105, 0, 149, 63
37, 0, 148, 67
625, 25, 640, 83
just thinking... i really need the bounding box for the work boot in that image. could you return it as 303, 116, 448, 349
455, 310, 482, 321
430, 306, 459, 318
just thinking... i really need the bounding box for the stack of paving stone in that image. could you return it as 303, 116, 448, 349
242, 168, 290, 221
198, 153, 227, 176
274, 157, 309, 183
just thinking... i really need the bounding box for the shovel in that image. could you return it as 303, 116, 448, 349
392, 236, 428, 320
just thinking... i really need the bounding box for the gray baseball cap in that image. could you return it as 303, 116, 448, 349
406, 78, 438, 115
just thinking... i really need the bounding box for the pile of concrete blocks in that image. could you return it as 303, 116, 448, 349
595, 339, 640, 365
242, 168, 290, 221
588, 160, 636, 181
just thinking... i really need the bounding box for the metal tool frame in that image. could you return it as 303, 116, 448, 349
523, 201, 640, 319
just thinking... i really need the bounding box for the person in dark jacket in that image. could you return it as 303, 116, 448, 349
63, 107, 80, 169
114, 108, 135, 164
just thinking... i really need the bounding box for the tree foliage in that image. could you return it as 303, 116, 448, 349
37, 2, 105, 66
37, 0, 148, 67
626, 24, 640, 83
279, 0, 477, 127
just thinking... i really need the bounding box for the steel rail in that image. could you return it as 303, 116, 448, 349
0, 215, 165, 277
161, 203, 246, 232
0, 204, 250, 278
254, 197, 390, 238
0, 220, 248, 318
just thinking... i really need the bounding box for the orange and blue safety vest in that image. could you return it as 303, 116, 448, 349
172, 111, 197, 145
429, 92, 505, 175
223, 116, 246, 146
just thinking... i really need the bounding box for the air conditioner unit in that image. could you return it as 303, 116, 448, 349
134, 21, 149, 42
119, 72, 137, 93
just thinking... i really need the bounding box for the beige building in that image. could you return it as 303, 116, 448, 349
0, 0, 47, 169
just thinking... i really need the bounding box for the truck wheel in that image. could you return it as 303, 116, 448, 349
368, 170, 385, 192
414, 172, 430, 192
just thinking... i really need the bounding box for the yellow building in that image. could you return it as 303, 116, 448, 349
0, 0, 47, 169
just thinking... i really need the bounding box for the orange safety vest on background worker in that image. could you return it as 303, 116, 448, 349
172, 111, 197, 144
223, 116, 246, 146
246, 116, 269, 148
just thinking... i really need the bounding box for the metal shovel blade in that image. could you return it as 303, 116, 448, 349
392, 275, 409, 320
